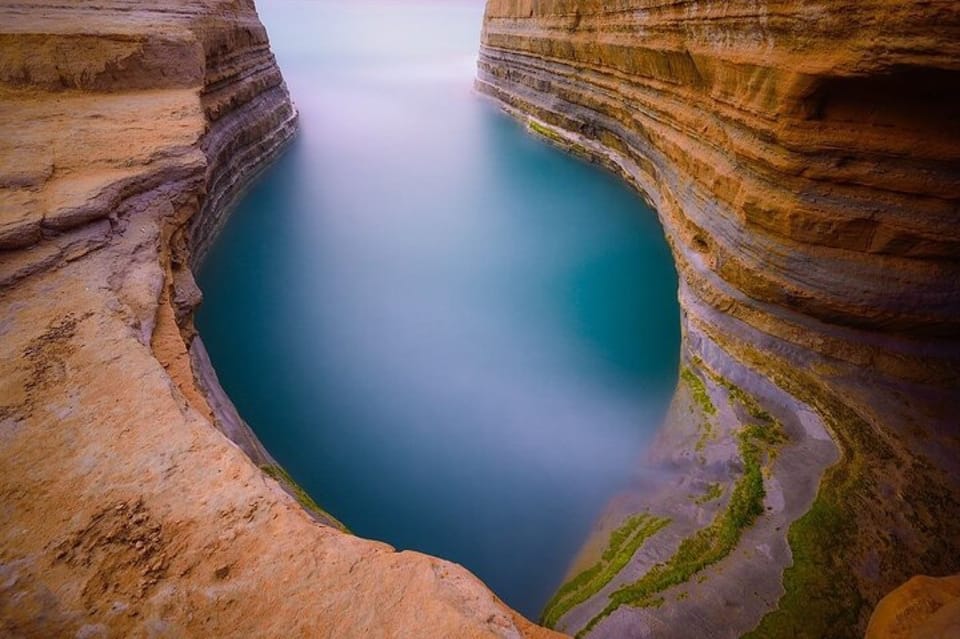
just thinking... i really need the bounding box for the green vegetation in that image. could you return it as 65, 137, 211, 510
528, 119, 589, 151
260, 464, 349, 532
696, 361, 787, 459
694, 482, 723, 505
739, 387, 878, 639
683, 366, 718, 460
575, 369, 785, 638
681, 367, 717, 417
680, 349, 957, 639
630, 595, 664, 609
692, 349, 866, 638
743, 494, 860, 639
529, 119, 566, 144
541, 513, 671, 629
695, 419, 715, 455
742, 422, 786, 448
723, 382, 772, 423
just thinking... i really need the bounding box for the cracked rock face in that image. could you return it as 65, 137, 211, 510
477, 1, 960, 637
0, 2, 559, 637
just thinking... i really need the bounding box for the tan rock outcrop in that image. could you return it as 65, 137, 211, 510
0, 2, 561, 637
866, 575, 960, 639
477, 1, 960, 637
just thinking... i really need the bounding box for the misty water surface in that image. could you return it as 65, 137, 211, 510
196, 0, 679, 617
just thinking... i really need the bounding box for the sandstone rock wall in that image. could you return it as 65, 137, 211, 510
477, 1, 960, 637
0, 2, 559, 637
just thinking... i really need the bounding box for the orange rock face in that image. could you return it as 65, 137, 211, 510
477, 1, 960, 637
866, 575, 960, 639
0, 2, 561, 637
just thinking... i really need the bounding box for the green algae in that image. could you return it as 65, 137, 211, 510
528, 119, 592, 157
529, 119, 565, 143
541, 513, 671, 629
576, 370, 784, 638
260, 464, 349, 532
694, 482, 723, 505
681, 366, 717, 417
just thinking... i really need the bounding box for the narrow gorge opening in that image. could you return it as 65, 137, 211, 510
194, 0, 680, 618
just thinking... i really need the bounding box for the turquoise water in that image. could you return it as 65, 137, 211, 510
196, 0, 679, 618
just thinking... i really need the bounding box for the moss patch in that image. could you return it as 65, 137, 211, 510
683, 366, 718, 461
527, 119, 591, 157
577, 371, 784, 638
260, 464, 349, 532
695, 419, 715, 456
541, 513, 671, 629
738, 388, 877, 639
529, 119, 565, 143
704, 341, 958, 639
681, 367, 717, 417
694, 482, 723, 505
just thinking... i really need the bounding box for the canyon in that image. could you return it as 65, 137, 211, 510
0, 0, 957, 638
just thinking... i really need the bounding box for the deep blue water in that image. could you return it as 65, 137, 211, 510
196, 0, 679, 618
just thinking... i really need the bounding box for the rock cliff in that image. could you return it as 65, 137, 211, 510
477, 1, 960, 637
0, 2, 559, 637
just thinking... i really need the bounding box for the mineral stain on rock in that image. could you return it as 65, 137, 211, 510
53, 499, 170, 611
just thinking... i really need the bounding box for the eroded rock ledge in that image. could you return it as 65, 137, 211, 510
0, 2, 558, 637
477, 1, 960, 637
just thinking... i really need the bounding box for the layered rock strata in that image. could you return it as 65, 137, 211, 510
477, 1, 960, 637
0, 2, 558, 637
